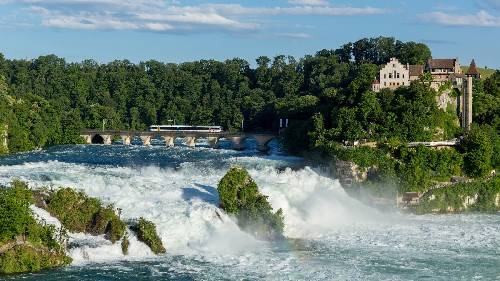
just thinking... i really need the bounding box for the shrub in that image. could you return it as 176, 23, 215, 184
460, 125, 493, 178
45, 188, 125, 243
0, 181, 71, 274
0, 245, 71, 275
131, 218, 165, 255
412, 176, 500, 214
121, 235, 130, 256
217, 166, 284, 240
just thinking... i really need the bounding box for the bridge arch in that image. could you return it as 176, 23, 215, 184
91, 134, 104, 144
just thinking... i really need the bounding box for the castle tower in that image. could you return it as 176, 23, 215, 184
466, 59, 481, 79
461, 77, 473, 130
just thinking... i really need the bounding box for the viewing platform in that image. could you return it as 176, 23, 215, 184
80, 130, 277, 151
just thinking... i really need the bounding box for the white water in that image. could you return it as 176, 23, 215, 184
1, 146, 499, 280
2, 158, 377, 261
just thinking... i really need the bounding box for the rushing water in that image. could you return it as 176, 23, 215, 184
0, 142, 499, 281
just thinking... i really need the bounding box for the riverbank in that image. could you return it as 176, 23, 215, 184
0, 180, 165, 275
410, 176, 500, 214
298, 133, 498, 213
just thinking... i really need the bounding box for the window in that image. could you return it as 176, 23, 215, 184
384, 74, 386, 79
397, 73, 400, 79
384, 82, 387, 86
402, 82, 405, 85
397, 83, 400, 86
393, 64, 396, 68
403, 74, 405, 78
389, 73, 392, 79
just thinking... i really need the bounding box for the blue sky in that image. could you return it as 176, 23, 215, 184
0, 0, 499, 68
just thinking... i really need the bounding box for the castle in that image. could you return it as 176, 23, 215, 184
371, 58, 480, 129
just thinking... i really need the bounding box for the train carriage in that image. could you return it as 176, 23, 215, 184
149, 125, 222, 133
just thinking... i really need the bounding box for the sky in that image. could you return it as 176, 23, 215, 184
0, 0, 499, 68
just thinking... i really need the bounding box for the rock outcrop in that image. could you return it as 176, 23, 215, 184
217, 166, 284, 240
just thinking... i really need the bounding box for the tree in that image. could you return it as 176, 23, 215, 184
460, 125, 494, 178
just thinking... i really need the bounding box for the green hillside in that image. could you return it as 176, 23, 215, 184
461, 66, 497, 79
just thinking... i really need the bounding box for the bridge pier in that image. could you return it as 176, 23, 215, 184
186, 137, 196, 148
164, 136, 175, 147
228, 136, 246, 150
102, 135, 112, 145
207, 137, 219, 149
254, 135, 274, 152
140, 135, 151, 146
80, 130, 276, 151
81, 134, 92, 144
121, 135, 131, 145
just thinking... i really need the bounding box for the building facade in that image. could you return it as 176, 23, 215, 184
374, 58, 410, 91
371, 57, 478, 129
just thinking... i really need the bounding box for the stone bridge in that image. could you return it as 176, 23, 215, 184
80, 130, 277, 151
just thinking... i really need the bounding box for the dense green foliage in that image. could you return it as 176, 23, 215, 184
325, 144, 464, 193
217, 166, 284, 240
0, 36, 434, 154
0, 245, 72, 275
412, 176, 500, 214
131, 218, 165, 255
43, 188, 125, 243
471, 71, 500, 171
459, 125, 494, 178
0, 181, 71, 275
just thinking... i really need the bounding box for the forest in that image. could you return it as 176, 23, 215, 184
0, 36, 498, 166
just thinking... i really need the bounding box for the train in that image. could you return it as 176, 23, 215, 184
149, 125, 223, 133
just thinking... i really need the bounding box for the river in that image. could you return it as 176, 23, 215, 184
0, 141, 499, 281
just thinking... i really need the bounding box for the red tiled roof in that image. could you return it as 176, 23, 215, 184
409, 65, 424, 76
466, 59, 479, 75
428, 59, 456, 69
449, 73, 466, 79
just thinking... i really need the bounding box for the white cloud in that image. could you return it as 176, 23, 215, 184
420, 10, 500, 27
288, 0, 329, 6
202, 3, 386, 16
2, 1, 387, 34
276, 32, 312, 38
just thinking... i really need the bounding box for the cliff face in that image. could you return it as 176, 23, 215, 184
330, 158, 377, 186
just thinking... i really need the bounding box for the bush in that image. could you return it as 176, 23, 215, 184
0, 181, 71, 274
45, 188, 125, 243
131, 218, 165, 255
412, 176, 500, 214
121, 235, 130, 256
0, 245, 72, 275
217, 166, 284, 240
0, 184, 35, 243
460, 125, 493, 178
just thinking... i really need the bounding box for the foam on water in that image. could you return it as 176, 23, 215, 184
0, 145, 499, 280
